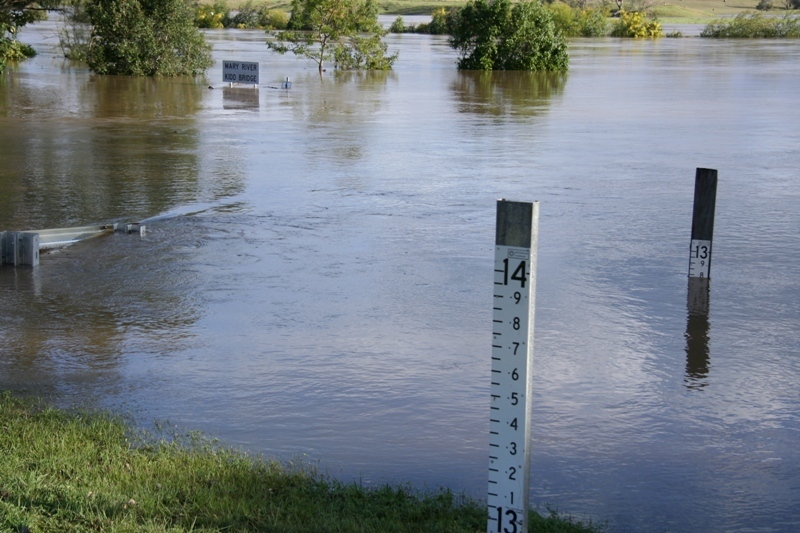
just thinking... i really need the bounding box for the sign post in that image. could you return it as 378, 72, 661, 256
488, 199, 539, 533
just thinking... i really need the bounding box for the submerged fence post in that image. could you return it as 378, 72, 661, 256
688, 168, 717, 279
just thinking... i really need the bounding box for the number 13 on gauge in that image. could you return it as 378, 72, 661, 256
489, 200, 538, 533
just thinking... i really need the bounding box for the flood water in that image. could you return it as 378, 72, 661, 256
2, 19, 800, 532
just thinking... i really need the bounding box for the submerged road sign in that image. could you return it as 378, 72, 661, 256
222, 60, 259, 85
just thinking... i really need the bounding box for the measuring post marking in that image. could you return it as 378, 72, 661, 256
488, 200, 539, 533
688, 239, 711, 278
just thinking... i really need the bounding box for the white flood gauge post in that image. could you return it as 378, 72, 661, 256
488, 199, 539, 533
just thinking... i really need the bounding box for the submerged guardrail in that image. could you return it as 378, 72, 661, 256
1, 223, 145, 267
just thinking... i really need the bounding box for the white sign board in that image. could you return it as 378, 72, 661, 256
222, 60, 259, 85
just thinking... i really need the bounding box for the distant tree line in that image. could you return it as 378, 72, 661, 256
388, 2, 657, 39
5, 0, 799, 78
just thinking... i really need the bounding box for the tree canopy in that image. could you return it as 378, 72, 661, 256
266, 0, 396, 72
85, 0, 212, 76
0, 0, 54, 33
0, 0, 57, 72
449, 0, 569, 71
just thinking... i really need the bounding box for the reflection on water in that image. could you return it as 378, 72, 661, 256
222, 86, 260, 110
685, 278, 710, 388
0, 66, 210, 229
2, 21, 800, 533
453, 70, 567, 117
0, 222, 205, 400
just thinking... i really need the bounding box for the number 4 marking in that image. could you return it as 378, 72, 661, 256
503, 259, 527, 288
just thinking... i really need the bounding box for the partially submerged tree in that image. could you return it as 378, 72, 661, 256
0, 0, 56, 72
85, 0, 212, 76
449, 0, 569, 71
266, 0, 396, 72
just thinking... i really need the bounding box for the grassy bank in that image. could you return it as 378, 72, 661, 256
0, 393, 600, 532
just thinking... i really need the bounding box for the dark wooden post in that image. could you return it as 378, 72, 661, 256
684, 168, 717, 387
688, 168, 717, 279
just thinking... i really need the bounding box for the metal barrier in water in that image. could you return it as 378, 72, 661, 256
0, 223, 145, 267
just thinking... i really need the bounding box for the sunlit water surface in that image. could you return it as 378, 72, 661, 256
2, 20, 799, 533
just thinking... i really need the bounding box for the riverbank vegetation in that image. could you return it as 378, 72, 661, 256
0, 0, 50, 72
195, 0, 289, 29
198, 0, 796, 22
4, 0, 796, 73
0, 393, 601, 532
390, 3, 662, 39
701, 11, 800, 36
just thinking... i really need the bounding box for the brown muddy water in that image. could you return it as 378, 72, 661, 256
2, 19, 800, 532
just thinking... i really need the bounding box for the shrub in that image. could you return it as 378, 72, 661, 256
576, 6, 610, 36
756, 0, 773, 10
701, 13, 800, 38
0, 34, 37, 72
378, 8, 459, 35
87, 0, 213, 76
264, 9, 288, 29
195, 0, 228, 28
428, 7, 452, 34
549, 3, 609, 37
334, 32, 396, 69
548, 2, 579, 34
610, 10, 663, 38
389, 15, 405, 33
449, 0, 569, 71
224, 1, 286, 28
0, 0, 47, 71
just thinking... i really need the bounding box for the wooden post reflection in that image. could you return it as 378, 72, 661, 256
685, 277, 710, 389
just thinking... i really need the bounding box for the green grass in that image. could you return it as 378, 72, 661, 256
0, 392, 601, 532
